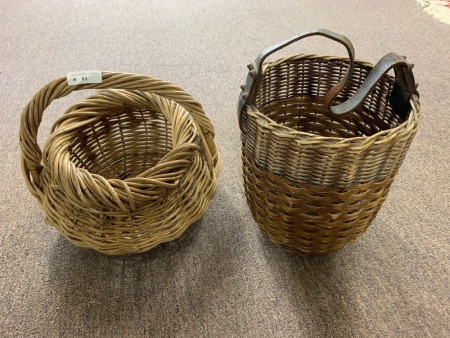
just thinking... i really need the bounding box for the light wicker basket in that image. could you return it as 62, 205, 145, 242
20, 72, 220, 255
238, 29, 422, 255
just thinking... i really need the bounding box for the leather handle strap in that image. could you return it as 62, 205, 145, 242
238, 28, 355, 118
238, 29, 418, 122
328, 52, 417, 115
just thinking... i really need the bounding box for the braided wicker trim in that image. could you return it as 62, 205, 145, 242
20, 73, 220, 254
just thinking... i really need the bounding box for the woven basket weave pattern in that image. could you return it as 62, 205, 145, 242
240, 53, 421, 255
243, 148, 397, 254
241, 55, 421, 188
20, 73, 220, 255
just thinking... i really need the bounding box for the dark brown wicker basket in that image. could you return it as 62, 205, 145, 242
238, 29, 422, 255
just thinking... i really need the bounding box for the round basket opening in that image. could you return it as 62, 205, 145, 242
254, 57, 409, 138
67, 105, 174, 180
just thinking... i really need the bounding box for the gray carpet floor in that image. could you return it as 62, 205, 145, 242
1, 0, 449, 337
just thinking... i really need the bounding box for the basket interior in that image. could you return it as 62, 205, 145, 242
67, 106, 173, 180
254, 56, 408, 138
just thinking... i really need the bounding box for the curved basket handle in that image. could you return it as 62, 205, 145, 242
20, 72, 218, 199
328, 52, 418, 115
238, 29, 418, 123
238, 28, 356, 120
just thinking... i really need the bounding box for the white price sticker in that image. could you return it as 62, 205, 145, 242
67, 70, 102, 85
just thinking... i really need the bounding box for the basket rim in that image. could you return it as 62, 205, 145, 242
244, 96, 421, 145
43, 89, 201, 184
242, 52, 422, 145
262, 53, 375, 71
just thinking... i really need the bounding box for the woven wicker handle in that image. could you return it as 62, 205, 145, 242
20, 72, 217, 198
238, 28, 356, 116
